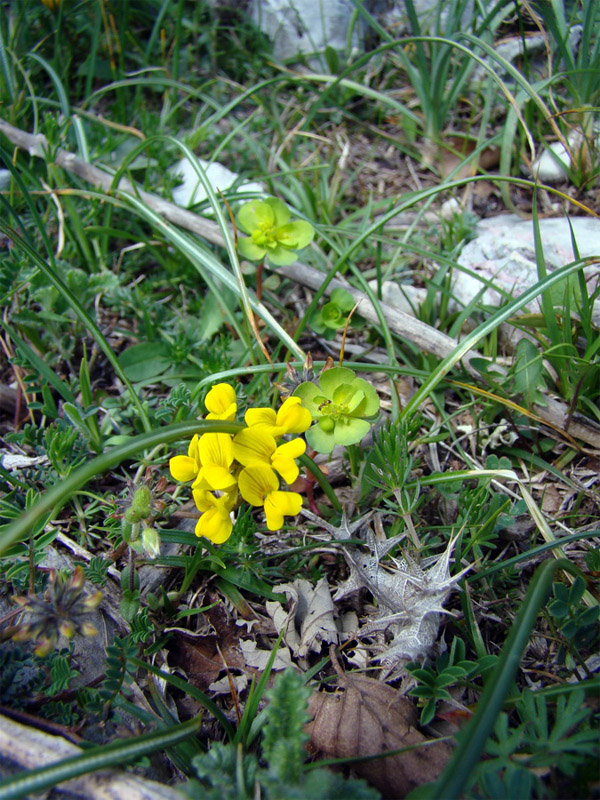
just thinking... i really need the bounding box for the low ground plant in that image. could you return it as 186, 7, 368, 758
0, 1, 598, 798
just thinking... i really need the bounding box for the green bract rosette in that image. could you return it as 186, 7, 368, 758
237, 197, 314, 266
293, 366, 380, 454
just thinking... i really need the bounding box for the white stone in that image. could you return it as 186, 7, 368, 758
454, 214, 600, 323
368, 280, 427, 316
531, 139, 573, 183
440, 197, 462, 220
372, 0, 476, 34
529, 128, 597, 184
170, 156, 263, 208
248, 0, 363, 66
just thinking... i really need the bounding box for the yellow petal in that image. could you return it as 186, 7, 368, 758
245, 407, 277, 429
233, 428, 276, 466
169, 455, 199, 482
276, 397, 312, 433
193, 487, 238, 513
271, 454, 300, 485
59, 620, 76, 639
192, 487, 213, 511
270, 438, 305, 483
198, 433, 234, 469
205, 383, 237, 420
187, 434, 200, 460
264, 491, 303, 530
197, 464, 237, 491
238, 464, 279, 506
195, 507, 233, 543
274, 438, 306, 459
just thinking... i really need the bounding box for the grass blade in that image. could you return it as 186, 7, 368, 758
400, 257, 593, 419
0, 715, 202, 800
0, 219, 151, 433
0, 419, 242, 556
427, 558, 583, 799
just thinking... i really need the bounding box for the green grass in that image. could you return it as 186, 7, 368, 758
0, 2, 598, 799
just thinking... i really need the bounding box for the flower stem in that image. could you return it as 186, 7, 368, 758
298, 453, 342, 513
256, 258, 265, 302
347, 443, 360, 477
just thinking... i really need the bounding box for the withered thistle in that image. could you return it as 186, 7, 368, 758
12, 566, 102, 657
274, 354, 316, 398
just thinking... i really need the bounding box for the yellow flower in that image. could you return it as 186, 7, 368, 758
192, 488, 237, 543
193, 433, 237, 492
238, 464, 303, 531
233, 428, 305, 485
205, 383, 237, 421
244, 396, 312, 439
169, 434, 202, 482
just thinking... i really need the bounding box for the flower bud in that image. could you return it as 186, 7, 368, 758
124, 507, 141, 525
130, 485, 152, 519
59, 620, 76, 639
141, 526, 161, 558
34, 636, 55, 658
80, 622, 99, 638
83, 590, 103, 610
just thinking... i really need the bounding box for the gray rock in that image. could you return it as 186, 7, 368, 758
0, 713, 186, 798
454, 214, 600, 323
170, 156, 263, 208
248, 0, 364, 67
371, 0, 476, 35
531, 127, 599, 185
367, 280, 426, 316
470, 24, 582, 96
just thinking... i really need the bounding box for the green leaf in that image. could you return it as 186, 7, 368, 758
262, 669, 311, 784
237, 236, 266, 262
332, 417, 371, 446
237, 199, 274, 233
278, 220, 314, 249
267, 197, 291, 226
306, 424, 337, 454
330, 287, 355, 311
319, 305, 342, 330
349, 377, 380, 418
318, 366, 358, 396
512, 338, 547, 406
117, 342, 172, 383
293, 381, 321, 415
265, 243, 299, 266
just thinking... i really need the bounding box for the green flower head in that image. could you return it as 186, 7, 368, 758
237, 197, 314, 266
293, 366, 380, 454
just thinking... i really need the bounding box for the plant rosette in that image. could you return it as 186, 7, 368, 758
236, 197, 314, 266
310, 287, 357, 338
293, 366, 380, 454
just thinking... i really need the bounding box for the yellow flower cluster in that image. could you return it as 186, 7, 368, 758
169, 384, 312, 543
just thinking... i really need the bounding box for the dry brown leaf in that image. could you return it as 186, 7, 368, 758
167, 603, 245, 691
541, 483, 562, 514
306, 674, 452, 799
239, 639, 294, 671
265, 577, 339, 657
